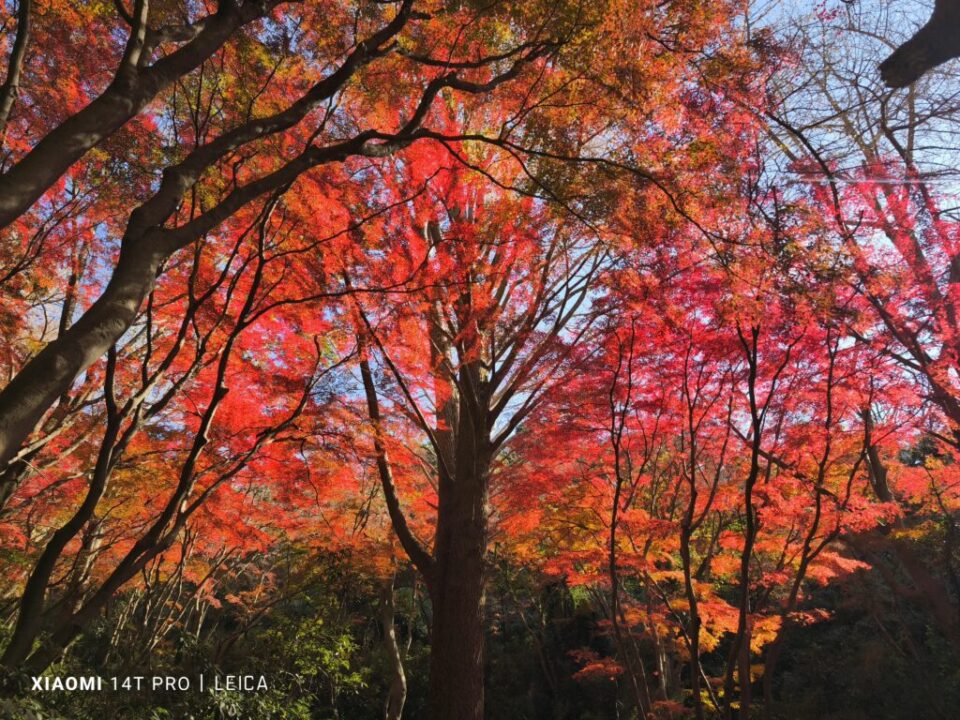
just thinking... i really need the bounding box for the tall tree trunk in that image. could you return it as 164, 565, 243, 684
426, 409, 488, 720
426, 525, 486, 720
725, 325, 764, 720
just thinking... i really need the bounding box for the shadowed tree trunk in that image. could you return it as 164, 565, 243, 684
361, 350, 490, 720
381, 574, 407, 720
357, 198, 600, 719
426, 382, 489, 720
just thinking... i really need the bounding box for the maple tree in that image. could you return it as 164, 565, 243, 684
350, 153, 608, 718
500, 176, 907, 718
0, 0, 579, 479
1, 1, 960, 720
767, 0, 960, 660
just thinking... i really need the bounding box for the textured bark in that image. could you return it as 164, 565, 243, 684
427, 556, 485, 720
361, 307, 490, 720
724, 326, 764, 720
426, 448, 488, 720
862, 407, 892, 502
359, 208, 589, 718
360, 356, 435, 574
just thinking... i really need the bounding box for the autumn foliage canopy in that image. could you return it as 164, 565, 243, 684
0, 1, 959, 719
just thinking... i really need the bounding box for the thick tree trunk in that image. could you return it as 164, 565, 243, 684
361, 339, 489, 720
426, 412, 489, 720
0, 239, 164, 480
427, 529, 486, 720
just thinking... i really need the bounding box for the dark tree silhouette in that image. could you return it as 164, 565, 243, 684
880, 0, 960, 87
